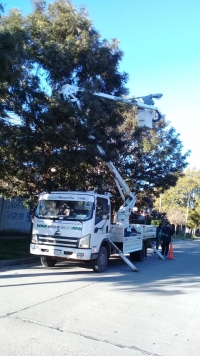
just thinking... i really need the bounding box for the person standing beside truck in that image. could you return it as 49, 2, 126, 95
156, 223, 162, 250
161, 223, 174, 257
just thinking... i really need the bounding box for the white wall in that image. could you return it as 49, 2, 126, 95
0, 197, 31, 234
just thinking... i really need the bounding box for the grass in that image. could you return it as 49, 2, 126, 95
172, 234, 200, 241
0, 237, 31, 260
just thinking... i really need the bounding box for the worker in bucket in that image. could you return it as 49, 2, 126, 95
161, 223, 174, 258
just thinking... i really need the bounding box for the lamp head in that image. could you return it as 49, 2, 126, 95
142, 93, 163, 105
152, 93, 163, 99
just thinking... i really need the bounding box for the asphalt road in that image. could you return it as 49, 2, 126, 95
0, 240, 200, 356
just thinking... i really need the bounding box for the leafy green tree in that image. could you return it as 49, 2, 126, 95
0, 7, 28, 126
153, 168, 200, 233
188, 202, 200, 235
117, 113, 190, 210
151, 219, 162, 227
0, 0, 190, 207
0, 0, 128, 197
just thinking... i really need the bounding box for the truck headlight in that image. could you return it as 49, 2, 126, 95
78, 234, 91, 249
31, 234, 38, 243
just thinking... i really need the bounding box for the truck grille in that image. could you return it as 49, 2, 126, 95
38, 235, 79, 248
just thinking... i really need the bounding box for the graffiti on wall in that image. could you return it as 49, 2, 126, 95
4, 202, 31, 222
2, 199, 31, 232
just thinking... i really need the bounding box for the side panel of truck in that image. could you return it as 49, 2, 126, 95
110, 223, 157, 254
110, 224, 143, 254
131, 224, 156, 239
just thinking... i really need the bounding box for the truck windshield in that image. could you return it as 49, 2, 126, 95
35, 200, 94, 221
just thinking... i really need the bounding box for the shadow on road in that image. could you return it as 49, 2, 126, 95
1, 241, 200, 296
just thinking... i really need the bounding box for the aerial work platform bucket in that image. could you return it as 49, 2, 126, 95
138, 109, 155, 129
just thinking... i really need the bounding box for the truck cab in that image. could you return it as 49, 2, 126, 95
30, 191, 111, 272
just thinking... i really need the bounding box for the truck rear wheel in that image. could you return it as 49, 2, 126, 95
41, 256, 57, 267
136, 242, 146, 261
130, 243, 145, 262
136, 249, 144, 262
130, 251, 137, 261
92, 246, 108, 273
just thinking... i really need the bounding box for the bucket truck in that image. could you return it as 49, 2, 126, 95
30, 85, 163, 272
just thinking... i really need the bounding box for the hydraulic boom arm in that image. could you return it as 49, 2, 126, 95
59, 84, 163, 127
59, 83, 163, 226
96, 144, 136, 222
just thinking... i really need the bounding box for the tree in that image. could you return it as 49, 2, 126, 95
117, 112, 190, 210
167, 208, 185, 236
153, 168, 200, 233
188, 202, 200, 235
0, 0, 128, 197
0, 0, 190, 207
0, 6, 26, 85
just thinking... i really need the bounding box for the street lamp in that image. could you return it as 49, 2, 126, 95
134, 93, 163, 105
159, 193, 162, 213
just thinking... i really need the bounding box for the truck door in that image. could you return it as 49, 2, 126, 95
94, 197, 110, 234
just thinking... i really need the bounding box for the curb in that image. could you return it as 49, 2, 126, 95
0, 257, 40, 268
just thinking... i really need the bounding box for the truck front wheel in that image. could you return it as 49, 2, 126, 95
92, 246, 108, 273
41, 256, 57, 267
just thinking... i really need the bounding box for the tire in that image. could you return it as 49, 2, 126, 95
130, 251, 137, 261
136, 249, 144, 262
136, 242, 145, 262
130, 243, 145, 262
92, 246, 108, 273
41, 256, 57, 267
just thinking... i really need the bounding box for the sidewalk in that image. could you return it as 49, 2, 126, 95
0, 235, 30, 240
0, 256, 40, 268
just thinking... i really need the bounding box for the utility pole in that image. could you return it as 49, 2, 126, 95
184, 197, 190, 238
159, 194, 162, 213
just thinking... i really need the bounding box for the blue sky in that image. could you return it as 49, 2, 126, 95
5, 0, 200, 168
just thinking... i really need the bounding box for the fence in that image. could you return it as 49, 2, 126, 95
0, 197, 31, 235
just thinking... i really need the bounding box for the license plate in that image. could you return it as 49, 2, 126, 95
53, 249, 62, 255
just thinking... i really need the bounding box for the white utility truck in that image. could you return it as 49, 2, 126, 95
30, 85, 163, 272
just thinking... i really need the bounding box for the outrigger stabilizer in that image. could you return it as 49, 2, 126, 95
108, 239, 139, 272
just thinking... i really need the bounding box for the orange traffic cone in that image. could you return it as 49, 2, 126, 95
168, 242, 174, 260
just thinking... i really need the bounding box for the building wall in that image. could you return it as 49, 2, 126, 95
0, 197, 31, 234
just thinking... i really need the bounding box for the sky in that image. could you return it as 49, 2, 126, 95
4, 0, 200, 169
